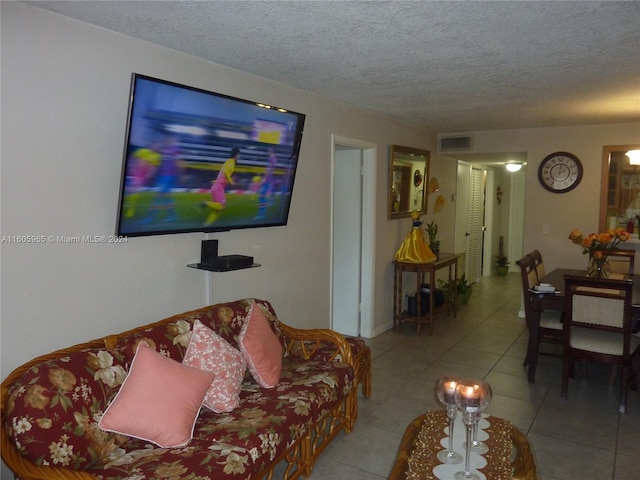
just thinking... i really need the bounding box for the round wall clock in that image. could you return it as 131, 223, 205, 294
538, 151, 583, 193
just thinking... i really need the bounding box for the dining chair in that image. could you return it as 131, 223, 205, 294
562, 274, 640, 413
600, 248, 635, 382
529, 249, 546, 282
517, 253, 563, 383
607, 248, 635, 275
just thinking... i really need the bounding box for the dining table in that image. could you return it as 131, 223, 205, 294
530, 268, 640, 348
528, 268, 640, 382
535, 268, 640, 312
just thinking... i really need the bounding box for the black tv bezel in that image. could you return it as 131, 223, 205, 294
115, 73, 306, 238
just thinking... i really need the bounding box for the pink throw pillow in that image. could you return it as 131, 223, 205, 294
98, 342, 214, 448
239, 302, 283, 388
183, 320, 247, 413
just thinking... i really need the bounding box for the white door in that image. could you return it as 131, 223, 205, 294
331, 136, 376, 338
455, 162, 470, 275
332, 148, 362, 336
466, 167, 484, 283
455, 162, 484, 283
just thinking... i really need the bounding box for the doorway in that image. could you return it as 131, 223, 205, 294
455, 161, 524, 280
331, 136, 376, 338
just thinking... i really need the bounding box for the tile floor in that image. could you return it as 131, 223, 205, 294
302, 273, 640, 480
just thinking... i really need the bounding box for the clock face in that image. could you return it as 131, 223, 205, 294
538, 152, 583, 193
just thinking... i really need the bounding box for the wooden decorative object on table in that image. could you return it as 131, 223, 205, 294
388, 410, 538, 480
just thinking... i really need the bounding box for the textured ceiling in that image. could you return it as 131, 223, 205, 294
26, 0, 640, 134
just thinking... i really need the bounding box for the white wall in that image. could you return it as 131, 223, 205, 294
463, 124, 640, 271
1, 2, 433, 386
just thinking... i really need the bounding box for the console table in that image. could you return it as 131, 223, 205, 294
389, 410, 538, 480
393, 253, 459, 335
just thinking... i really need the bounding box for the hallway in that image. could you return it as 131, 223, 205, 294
303, 273, 640, 479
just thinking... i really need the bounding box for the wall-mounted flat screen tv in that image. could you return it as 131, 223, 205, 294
115, 73, 305, 237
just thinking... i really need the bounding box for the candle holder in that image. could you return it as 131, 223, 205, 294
453, 378, 492, 480
434, 375, 463, 464
464, 382, 492, 454
465, 413, 488, 454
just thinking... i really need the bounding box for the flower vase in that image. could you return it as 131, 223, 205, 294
587, 255, 610, 278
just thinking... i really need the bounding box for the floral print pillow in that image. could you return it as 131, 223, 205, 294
183, 320, 247, 412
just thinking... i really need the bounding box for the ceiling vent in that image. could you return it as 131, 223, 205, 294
438, 135, 473, 152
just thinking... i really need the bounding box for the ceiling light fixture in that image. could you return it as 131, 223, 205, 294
626, 150, 640, 165
505, 163, 523, 172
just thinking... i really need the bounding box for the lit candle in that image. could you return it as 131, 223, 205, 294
444, 380, 458, 404
460, 384, 481, 410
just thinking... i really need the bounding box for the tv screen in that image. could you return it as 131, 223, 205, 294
115, 74, 305, 237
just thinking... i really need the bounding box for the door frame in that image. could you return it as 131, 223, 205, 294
482, 168, 496, 277
330, 135, 376, 338
455, 161, 473, 277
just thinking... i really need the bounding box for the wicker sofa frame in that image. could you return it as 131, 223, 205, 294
1, 299, 372, 480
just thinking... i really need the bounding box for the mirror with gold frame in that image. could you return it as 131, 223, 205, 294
389, 145, 430, 219
599, 144, 640, 232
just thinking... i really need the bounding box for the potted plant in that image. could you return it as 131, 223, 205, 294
495, 235, 509, 276
455, 274, 473, 305
495, 254, 509, 276
425, 220, 440, 258
438, 274, 472, 306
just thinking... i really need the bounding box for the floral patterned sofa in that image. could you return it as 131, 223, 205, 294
1, 298, 371, 480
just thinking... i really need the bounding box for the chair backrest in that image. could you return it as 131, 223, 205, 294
516, 254, 538, 322
529, 250, 545, 282
563, 275, 634, 352
607, 249, 635, 275
517, 254, 538, 290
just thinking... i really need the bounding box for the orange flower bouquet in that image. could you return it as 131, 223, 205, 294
568, 228, 630, 277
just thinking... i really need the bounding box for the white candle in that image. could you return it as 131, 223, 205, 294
444, 380, 457, 404
460, 384, 481, 409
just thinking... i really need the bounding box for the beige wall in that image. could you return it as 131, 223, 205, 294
1, 0, 434, 390
2, 6, 639, 476
457, 125, 640, 272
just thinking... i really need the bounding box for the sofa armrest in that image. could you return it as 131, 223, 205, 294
2, 351, 101, 480
0, 433, 95, 480
277, 323, 353, 366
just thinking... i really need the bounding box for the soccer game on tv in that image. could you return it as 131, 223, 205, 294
115, 74, 305, 237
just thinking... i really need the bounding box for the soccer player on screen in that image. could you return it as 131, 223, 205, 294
124, 142, 161, 218
204, 147, 240, 225
146, 135, 182, 223
254, 148, 278, 220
